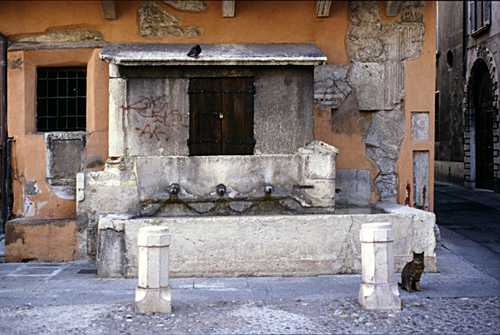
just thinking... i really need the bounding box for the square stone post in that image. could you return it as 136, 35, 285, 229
108, 63, 126, 160
135, 226, 172, 314
358, 222, 401, 311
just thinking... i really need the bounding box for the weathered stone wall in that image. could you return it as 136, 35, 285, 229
314, 1, 426, 204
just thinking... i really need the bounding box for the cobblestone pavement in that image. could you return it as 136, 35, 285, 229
0, 242, 499, 335
0, 184, 499, 334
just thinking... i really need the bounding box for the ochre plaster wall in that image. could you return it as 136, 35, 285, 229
0, 1, 435, 223
397, 2, 436, 210
7, 48, 108, 219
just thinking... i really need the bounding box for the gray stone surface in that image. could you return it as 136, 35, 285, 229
100, 43, 327, 66
313, 64, 352, 109
413, 151, 430, 209
364, 108, 405, 201
44, 132, 86, 200
349, 62, 385, 111
254, 68, 314, 154
336, 169, 371, 206
126, 78, 190, 156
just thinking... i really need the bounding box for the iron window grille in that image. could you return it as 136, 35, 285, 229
36, 67, 86, 132
469, 0, 491, 36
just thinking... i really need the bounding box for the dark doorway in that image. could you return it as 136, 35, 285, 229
188, 77, 256, 156
472, 60, 495, 190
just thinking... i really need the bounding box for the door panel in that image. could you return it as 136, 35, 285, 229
475, 74, 495, 190
189, 77, 255, 156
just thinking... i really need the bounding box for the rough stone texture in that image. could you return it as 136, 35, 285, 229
254, 68, 314, 154
413, 151, 429, 209
164, 0, 207, 12
358, 222, 401, 311
135, 226, 171, 314
412, 112, 430, 141
364, 107, 405, 201
126, 78, 190, 156
138, 1, 202, 37
44, 132, 86, 200
10, 28, 103, 43
313, 64, 352, 109
335, 169, 371, 206
96, 203, 437, 277
349, 62, 385, 111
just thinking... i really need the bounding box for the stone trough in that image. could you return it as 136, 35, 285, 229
96, 202, 437, 278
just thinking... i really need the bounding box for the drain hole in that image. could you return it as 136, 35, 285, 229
78, 269, 97, 274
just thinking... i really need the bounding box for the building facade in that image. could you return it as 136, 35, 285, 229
0, 1, 436, 265
436, 0, 500, 192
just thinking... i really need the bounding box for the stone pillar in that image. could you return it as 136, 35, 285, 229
358, 222, 401, 311
108, 64, 126, 160
135, 226, 172, 314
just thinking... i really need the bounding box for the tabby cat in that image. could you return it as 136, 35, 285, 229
399, 251, 425, 292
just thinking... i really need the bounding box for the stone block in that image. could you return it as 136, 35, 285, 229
335, 169, 371, 206
349, 62, 385, 111
358, 222, 401, 311
135, 226, 171, 314
125, 78, 189, 157
299, 140, 338, 180
44, 132, 86, 199
299, 179, 336, 208
96, 203, 438, 277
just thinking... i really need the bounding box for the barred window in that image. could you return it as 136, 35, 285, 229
36, 67, 86, 132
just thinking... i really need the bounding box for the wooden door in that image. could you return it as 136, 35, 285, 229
475, 74, 495, 190
189, 77, 255, 156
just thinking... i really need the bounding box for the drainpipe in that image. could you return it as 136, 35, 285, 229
0, 33, 8, 233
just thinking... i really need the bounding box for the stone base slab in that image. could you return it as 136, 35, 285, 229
135, 287, 172, 314
358, 283, 401, 311
97, 203, 438, 277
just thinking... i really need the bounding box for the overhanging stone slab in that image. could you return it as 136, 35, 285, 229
100, 43, 327, 66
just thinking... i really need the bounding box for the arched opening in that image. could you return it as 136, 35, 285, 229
470, 59, 495, 190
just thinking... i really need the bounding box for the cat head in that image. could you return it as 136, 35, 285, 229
413, 251, 424, 263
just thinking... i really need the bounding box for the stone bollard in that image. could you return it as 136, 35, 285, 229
358, 222, 401, 311
135, 226, 172, 314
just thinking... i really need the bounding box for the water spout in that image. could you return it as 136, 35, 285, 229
216, 184, 227, 197
168, 183, 180, 196
264, 184, 274, 195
